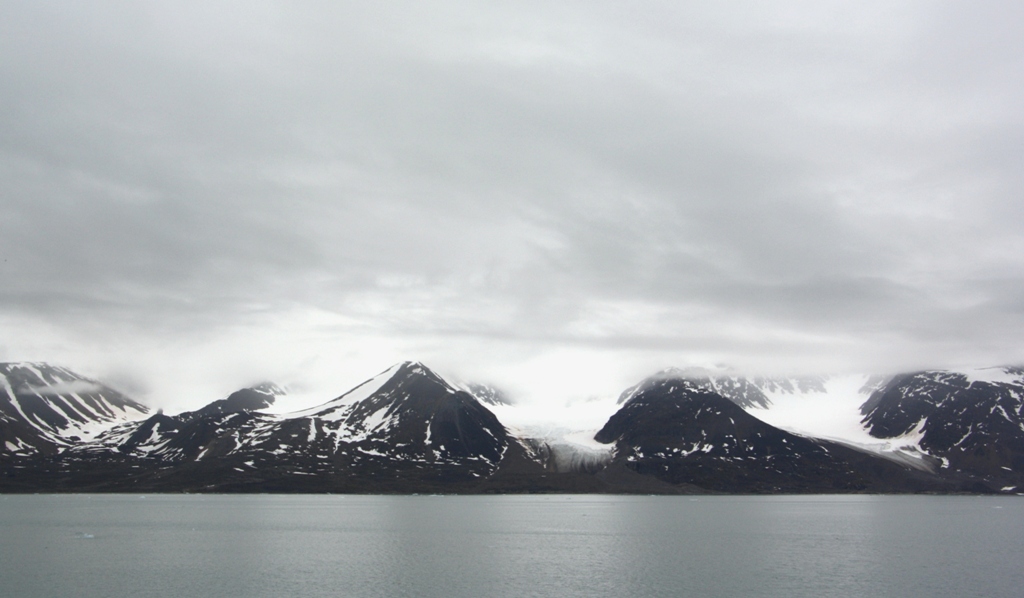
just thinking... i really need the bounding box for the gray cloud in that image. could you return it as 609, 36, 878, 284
2, 1, 1023, 407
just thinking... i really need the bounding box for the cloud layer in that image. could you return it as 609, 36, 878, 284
2, 2, 1023, 409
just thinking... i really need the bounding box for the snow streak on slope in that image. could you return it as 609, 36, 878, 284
285, 363, 402, 420
1, 362, 150, 454
958, 366, 1024, 386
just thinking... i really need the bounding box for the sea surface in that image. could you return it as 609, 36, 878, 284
1, 494, 1022, 598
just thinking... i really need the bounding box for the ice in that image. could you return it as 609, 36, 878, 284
487, 392, 621, 447
742, 374, 938, 467
744, 375, 879, 444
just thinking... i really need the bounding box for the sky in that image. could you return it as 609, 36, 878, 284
2, 1, 1023, 412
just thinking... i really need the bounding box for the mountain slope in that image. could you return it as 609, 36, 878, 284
59, 362, 511, 491
596, 374, 949, 493
4, 360, 1021, 494
0, 362, 149, 456
861, 368, 1024, 490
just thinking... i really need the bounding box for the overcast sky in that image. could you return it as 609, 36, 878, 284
2, 1, 1023, 410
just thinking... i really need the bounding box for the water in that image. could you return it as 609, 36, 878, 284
1, 494, 1022, 598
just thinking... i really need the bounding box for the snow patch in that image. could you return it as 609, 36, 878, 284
286, 363, 401, 420
958, 367, 1024, 386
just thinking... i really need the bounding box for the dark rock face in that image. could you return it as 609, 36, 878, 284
3, 361, 1021, 494
463, 383, 512, 406
190, 384, 281, 419
861, 369, 1024, 490
41, 363, 513, 492
597, 376, 948, 493
0, 362, 149, 455
707, 376, 773, 409
615, 371, 833, 410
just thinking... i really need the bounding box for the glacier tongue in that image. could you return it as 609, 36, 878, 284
739, 374, 937, 468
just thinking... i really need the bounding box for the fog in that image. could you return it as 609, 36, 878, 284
2, 2, 1023, 410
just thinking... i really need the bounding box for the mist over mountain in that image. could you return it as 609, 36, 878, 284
3, 3, 1024, 431
3, 359, 1022, 495
1, 362, 149, 455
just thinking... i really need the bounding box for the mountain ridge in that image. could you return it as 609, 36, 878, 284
3, 360, 1023, 494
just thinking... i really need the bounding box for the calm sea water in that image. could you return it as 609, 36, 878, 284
1, 494, 1022, 598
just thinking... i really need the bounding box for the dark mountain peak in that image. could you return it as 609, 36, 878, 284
249, 382, 287, 397
298, 361, 445, 418
330, 360, 501, 431
189, 384, 282, 419
304, 361, 474, 415
615, 369, 772, 409
391, 360, 453, 388
259, 360, 511, 474
616, 369, 702, 404
463, 383, 512, 406
598, 377, 763, 446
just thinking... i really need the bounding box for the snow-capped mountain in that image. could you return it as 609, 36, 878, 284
595, 373, 947, 493
616, 370, 934, 469
0, 362, 149, 455
861, 367, 1024, 491
616, 370, 772, 409
4, 359, 1024, 494
61, 362, 511, 492
614, 369, 857, 410
280, 361, 509, 473
76, 382, 289, 461
457, 382, 512, 406
190, 382, 284, 418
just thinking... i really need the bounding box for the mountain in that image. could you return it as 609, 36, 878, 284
0, 362, 149, 456
4, 360, 1022, 494
595, 373, 951, 493
615, 369, 844, 409
48, 362, 513, 492
459, 382, 512, 406
190, 382, 283, 418
74, 381, 289, 462
279, 361, 511, 481
861, 367, 1024, 492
